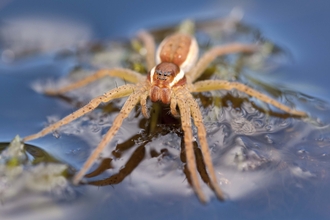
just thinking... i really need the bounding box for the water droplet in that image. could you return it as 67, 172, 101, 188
297, 149, 308, 155
253, 120, 263, 128
315, 135, 324, 142
265, 125, 272, 131
53, 131, 60, 139
91, 125, 101, 133
265, 134, 274, 144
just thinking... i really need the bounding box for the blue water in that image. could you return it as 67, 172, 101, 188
1, 1, 330, 220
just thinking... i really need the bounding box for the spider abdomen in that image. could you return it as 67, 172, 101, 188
156, 33, 199, 72
158, 34, 191, 65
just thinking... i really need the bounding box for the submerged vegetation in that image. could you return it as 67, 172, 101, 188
0, 136, 71, 202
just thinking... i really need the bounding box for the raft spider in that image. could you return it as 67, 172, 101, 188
23, 24, 307, 203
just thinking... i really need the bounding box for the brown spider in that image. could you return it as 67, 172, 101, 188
23, 25, 307, 203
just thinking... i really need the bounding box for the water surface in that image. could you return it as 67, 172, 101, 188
1, 1, 330, 220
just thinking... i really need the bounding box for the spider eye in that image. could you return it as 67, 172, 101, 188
150, 62, 180, 83
155, 69, 171, 77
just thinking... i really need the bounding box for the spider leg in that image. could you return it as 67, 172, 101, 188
187, 44, 257, 83
45, 68, 144, 95
137, 30, 156, 71
186, 93, 225, 201
140, 90, 150, 118
170, 95, 180, 117
73, 89, 144, 184
23, 84, 136, 142
191, 80, 307, 117
175, 89, 207, 203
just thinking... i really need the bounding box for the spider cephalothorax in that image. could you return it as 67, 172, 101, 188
23, 23, 307, 203
149, 62, 185, 104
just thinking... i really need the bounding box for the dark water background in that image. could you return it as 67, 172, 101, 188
1, 0, 330, 220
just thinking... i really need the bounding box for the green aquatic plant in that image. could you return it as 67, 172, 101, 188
0, 136, 70, 202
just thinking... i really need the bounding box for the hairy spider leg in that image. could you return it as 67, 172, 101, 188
169, 95, 180, 117
191, 80, 307, 117
137, 30, 156, 71
45, 69, 144, 95
187, 44, 257, 83
140, 90, 150, 118
185, 91, 225, 200
174, 89, 207, 203
23, 84, 136, 142
24, 30, 159, 185
73, 88, 147, 184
